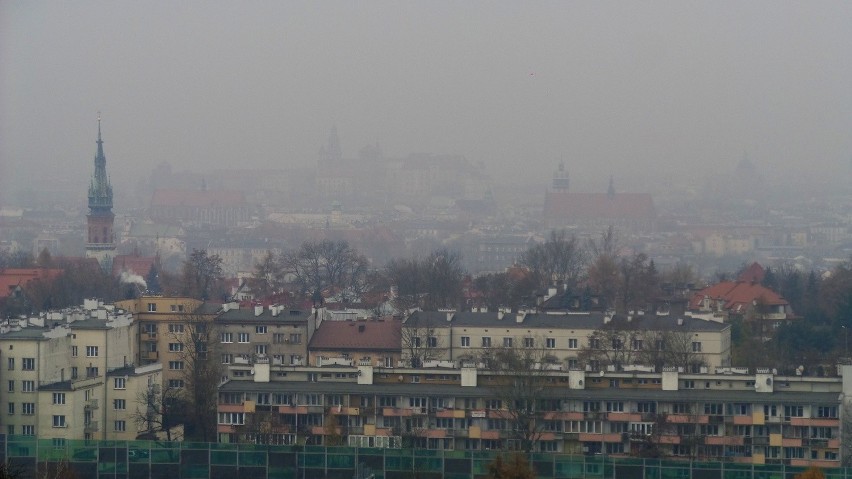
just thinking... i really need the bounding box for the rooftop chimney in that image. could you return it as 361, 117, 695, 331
254, 304, 263, 317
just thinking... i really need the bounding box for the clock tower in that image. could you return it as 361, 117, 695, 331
86, 114, 116, 270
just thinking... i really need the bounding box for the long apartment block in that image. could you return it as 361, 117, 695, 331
217, 360, 852, 468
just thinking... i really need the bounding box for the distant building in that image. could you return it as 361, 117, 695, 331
543, 174, 656, 232
307, 318, 402, 368
85, 116, 116, 269
149, 189, 250, 227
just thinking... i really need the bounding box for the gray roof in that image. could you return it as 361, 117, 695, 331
215, 308, 312, 325
0, 327, 50, 340
219, 379, 837, 404
406, 311, 729, 333
69, 319, 110, 330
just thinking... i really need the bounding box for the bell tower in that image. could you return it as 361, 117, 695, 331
86, 114, 116, 270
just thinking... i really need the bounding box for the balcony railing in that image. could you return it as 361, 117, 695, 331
84, 399, 98, 410
84, 421, 98, 433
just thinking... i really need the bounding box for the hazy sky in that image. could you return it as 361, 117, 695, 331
2, 1, 851, 205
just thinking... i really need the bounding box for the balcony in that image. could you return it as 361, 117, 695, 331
84, 421, 99, 433
84, 399, 99, 410
141, 350, 159, 361
140, 331, 157, 342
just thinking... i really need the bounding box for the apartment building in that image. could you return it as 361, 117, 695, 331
216, 361, 851, 468
0, 300, 162, 441
306, 318, 402, 368
402, 311, 732, 372
115, 296, 217, 390
216, 303, 317, 371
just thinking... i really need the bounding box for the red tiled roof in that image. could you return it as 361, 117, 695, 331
111, 255, 156, 277
0, 268, 63, 297
690, 281, 788, 311
309, 319, 401, 351
150, 189, 246, 208
736, 262, 765, 283
544, 192, 655, 221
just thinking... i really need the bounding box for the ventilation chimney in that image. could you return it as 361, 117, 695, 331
254, 304, 263, 316
516, 312, 526, 324
677, 317, 684, 326
358, 324, 365, 333
497, 310, 504, 320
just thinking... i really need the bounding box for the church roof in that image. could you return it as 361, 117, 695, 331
543, 192, 656, 221
150, 189, 247, 208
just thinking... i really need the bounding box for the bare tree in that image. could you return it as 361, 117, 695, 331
131, 381, 184, 441
281, 240, 368, 301
169, 311, 223, 442
384, 249, 465, 311
182, 249, 224, 300
401, 314, 443, 367
842, 401, 852, 467
521, 229, 586, 290
578, 318, 644, 371
484, 338, 553, 453
248, 250, 286, 300
586, 227, 621, 310
235, 407, 289, 445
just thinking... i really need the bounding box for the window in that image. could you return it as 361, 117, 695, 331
637, 402, 657, 413
503, 337, 513, 348
692, 342, 702, 352
7, 403, 13, 415
22, 425, 34, 436
485, 399, 502, 410
426, 336, 437, 348
53, 393, 66, 405
289, 333, 302, 344
86, 346, 99, 357
218, 412, 245, 425
221, 354, 233, 364
86, 367, 99, 378
52, 415, 66, 428
524, 337, 534, 348
605, 401, 624, 412
6, 381, 12, 393
114, 399, 126, 410
817, 406, 838, 418
672, 403, 691, 414
631, 339, 643, 351
704, 403, 723, 415
784, 405, 804, 418
168, 343, 184, 352
461, 336, 470, 347
481, 337, 491, 348
71, 346, 78, 357
683, 380, 695, 389
169, 361, 185, 370
147, 302, 157, 312
114, 420, 126, 432
6, 358, 13, 370
238, 333, 250, 343
589, 337, 601, 349
273, 333, 286, 344
168, 324, 184, 333
568, 338, 578, 349
220, 332, 233, 343
255, 326, 267, 334
22, 381, 34, 392
546, 338, 556, 349
168, 379, 184, 388
255, 344, 267, 355
22, 403, 35, 415
114, 377, 126, 389
21, 358, 35, 370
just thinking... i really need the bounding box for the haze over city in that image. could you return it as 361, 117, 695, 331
2, 1, 852, 206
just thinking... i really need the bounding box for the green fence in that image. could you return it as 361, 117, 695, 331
1, 435, 850, 479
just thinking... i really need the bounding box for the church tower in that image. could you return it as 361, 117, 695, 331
552, 161, 570, 192
86, 114, 116, 270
